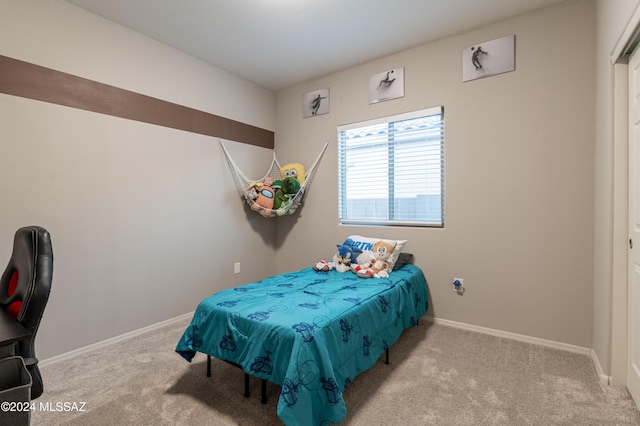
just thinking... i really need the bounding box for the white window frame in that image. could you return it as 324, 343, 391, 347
337, 106, 444, 227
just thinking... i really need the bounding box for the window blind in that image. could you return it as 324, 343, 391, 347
337, 106, 444, 227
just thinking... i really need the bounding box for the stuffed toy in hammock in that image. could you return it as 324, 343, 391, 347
280, 163, 306, 184
273, 176, 301, 210
220, 140, 327, 218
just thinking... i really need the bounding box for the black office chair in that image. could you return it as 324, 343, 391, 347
0, 226, 53, 399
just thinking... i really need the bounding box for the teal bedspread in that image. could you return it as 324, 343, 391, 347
175, 264, 429, 426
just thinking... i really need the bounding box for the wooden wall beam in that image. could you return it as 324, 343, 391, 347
0, 55, 274, 149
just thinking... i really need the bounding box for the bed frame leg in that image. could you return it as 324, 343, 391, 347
244, 373, 250, 397
385, 348, 389, 365
207, 355, 212, 377
261, 379, 267, 404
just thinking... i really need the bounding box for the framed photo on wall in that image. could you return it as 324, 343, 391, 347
368, 67, 404, 104
303, 88, 329, 118
462, 34, 515, 82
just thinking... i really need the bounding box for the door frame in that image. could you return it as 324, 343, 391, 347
613, 4, 640, 389
611, 61, 629, 388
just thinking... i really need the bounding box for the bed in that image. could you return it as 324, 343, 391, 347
175, 259, 428, 425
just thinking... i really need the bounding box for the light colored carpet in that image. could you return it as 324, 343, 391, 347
30, 316, 640, 425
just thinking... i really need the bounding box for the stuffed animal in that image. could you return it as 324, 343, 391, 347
280, 162, 306, 184
251, 185, 276, 216
352, 240, 396, 278
312, 259, 334, 272
333, 241, 363, 273
263, 177, 275, 186
273, 176, 301, 210
248, 176, 276, 202
247, 182, 262, 201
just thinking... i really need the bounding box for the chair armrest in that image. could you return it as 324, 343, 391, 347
22, 357, 38, 367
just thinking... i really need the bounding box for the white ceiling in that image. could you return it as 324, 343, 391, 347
66, 0, 567, 91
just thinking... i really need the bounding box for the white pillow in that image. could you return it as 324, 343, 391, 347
344, 235, 407, 271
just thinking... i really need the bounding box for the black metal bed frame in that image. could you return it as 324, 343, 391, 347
202, 317, 424, 406
205, 348, 390, 404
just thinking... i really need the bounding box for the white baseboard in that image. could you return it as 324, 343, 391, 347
39, 311, 194, 368
39, 312, 614, 387
590, 348, 612, 386
424, 316, 593, 356
425, 316, 612, 385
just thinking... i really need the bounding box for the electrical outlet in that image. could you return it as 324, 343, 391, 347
234, 262, 241, 274
453, 278, 464, 293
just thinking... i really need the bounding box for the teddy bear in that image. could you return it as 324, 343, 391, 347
312, 259, 333, 272
333, 241, 363, 273
313, 239, 364, 273
273, 176, 301, 210
251, 184, 275, 216
280, 162, 306, 184
352, 240, 396, 278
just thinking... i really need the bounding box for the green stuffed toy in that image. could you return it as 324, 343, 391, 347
273, 176, 301, 210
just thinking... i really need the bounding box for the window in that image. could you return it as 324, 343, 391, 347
337, 106, 444, 227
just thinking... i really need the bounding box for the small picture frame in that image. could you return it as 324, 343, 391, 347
303, 88, 329, 118
462, 34, 515, 82
368, 67, 404, 104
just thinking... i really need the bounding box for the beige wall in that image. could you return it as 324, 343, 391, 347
0, 0, 618, 371
274, 0, 596, 348
0, 0, 278, 359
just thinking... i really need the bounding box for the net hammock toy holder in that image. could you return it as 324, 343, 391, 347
220, 140, 328, 217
